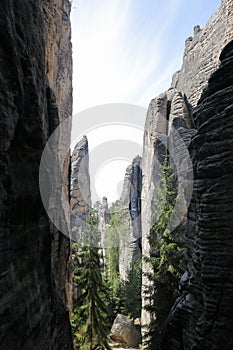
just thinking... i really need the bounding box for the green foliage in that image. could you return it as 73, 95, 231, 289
143, 157, 186, 349
101, 202, 142, 322
103, 202, 123, 294
116, 262, 142, 319
71, 209, 111, 350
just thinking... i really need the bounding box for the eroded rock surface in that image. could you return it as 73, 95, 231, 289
43, 0, 73, 312
0, 0, 73, 348
70, 136, 91, 229
161, 40, 233, 350
172, 0, 233, 106
110, 314, 139, 348
141, 88, 194, 333
141, 0, 233, 341
119, 156, 142, 280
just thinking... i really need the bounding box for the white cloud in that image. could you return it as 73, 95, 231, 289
71, 0, 182, 114
70, 0, 186, 203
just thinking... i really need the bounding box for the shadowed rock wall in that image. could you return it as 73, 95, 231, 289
0, 0, 73, 348
119, 156, 142, 281
161, 39, 233, 350
141, 0, 233, 342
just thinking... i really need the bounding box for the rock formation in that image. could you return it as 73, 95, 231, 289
0, 0, 73, 348
161, 39, 233, 350
110, 314, 139, 348
141, 87, 195, 334
141, 0, 233, 347
43, 0, 73, 313
98, 196, 111, 266
70, 136, 92, 301
70, 136, 91, 230
119, 156, 142, 280
171, 0, 233, 107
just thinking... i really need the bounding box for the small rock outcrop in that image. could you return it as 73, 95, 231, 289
119, 156, 142, 281
110, 314, 139, 348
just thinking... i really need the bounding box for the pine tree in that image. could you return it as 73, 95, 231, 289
104, 202, 121, 293
143, 156, 186, 350
116, 262, 142, 319
71, 209, 111, 350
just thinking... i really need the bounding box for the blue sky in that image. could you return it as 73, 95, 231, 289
71, 0, 220, 113
70, 0, 221, 203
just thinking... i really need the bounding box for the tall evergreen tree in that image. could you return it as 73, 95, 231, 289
104, 202, 122, 293
143, 157, 186, 350
116, 262, 142, 319
71, 209, 111, 350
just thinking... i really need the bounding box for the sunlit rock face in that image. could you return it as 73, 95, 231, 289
141, 0, 233, 346
0, 0, 73, 348
119, 156, 142, 281
141, 88, 194, 338
43, 0, 73, 312
70, 136, 91, 229
161, 40, 233, 350
70, 136, 92, 302
171, 0, 233, 107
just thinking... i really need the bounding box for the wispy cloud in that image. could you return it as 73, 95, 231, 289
71, 0, 182, 113
70, 0, 220, 202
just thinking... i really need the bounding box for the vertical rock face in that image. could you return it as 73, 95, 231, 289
70, 136, 91, 229
70, 136, 91, 302
0, 0, 73, 349
119, 156, 142, 281
43, 0, 73, 311
142, 0, 233, 344
141, 88, 194, 332
98, 197, 111, 266
172, 0, 233, 106
161, 40, 233, 350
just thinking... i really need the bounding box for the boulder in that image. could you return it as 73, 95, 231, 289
110, 314, 139, 348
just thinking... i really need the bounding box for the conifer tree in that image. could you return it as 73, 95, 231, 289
116, 262, 142, 319
143, 156, 186, 350
71, 209, 111, 350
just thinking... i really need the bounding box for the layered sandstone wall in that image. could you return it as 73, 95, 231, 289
172, 0, 233, 106
43, 0, 73, 311
161, 39, 233, 350
141, 0, 233, 342
70, 136, 91, 229
0, 0, 73, 348
119, 156, 142, 280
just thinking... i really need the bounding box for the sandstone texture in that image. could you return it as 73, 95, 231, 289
98, 196, 111, 266
70, 136, 91, 302
43, 0, 73, 312
70, 136, 91, 230
141, 0, 233, 340
172, 0, 233, 107
0, 0, 73, 349
110, 314, 139, 348
119, 156, 142, 280
141, 88, 194, 333
161, 40, 233, 350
